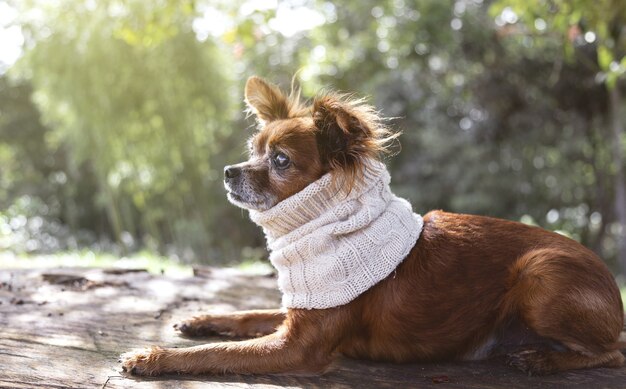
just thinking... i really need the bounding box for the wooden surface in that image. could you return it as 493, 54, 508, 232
1, 266, 625, 389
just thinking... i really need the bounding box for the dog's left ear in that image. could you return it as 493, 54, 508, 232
245, 76, 290, 123
313, 95, 386, 176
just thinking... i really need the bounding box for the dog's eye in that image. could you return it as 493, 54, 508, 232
273, 152, 290, 169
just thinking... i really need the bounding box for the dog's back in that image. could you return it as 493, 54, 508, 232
337, 210, 624, 373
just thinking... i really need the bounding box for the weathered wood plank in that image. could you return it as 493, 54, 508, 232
0, 267, 624, 388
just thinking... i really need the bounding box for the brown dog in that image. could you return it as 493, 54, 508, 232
121, 76, 625, 376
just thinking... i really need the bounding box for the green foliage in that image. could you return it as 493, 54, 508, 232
5, 0, 253, 262
1, 0, 625, 273
488, 0, 626, 271
489, 0, 626, 87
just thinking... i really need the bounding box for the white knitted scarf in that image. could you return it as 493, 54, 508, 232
249, 161, 424, 309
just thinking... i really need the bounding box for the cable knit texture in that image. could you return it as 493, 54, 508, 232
249, 161, 423, 309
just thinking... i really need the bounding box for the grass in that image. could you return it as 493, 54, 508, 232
236, 258, 274, 275
0, 250, 193, 276
0, 250, 275, 277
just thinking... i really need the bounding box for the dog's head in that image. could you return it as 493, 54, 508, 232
224, 76, 397, 211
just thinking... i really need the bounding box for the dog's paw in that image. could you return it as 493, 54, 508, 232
507, 349, 553, 375
119, 346, 166, 376
172, 320, 192, 334
174, 316, 231, 337
174, 318, 218, 337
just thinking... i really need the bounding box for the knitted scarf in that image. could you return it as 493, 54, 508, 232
249, 161, 424, 309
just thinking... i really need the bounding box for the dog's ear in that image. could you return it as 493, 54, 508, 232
245, 76, 290, 123
313, 95, 392, 179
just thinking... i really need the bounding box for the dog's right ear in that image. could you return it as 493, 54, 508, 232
245, 76, 290, 123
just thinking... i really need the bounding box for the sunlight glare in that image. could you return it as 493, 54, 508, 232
193, 6, 233, 41
268, 5, 326, 37
0, 3, 23, 70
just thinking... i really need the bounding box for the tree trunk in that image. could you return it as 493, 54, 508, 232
609, 85, 626, 275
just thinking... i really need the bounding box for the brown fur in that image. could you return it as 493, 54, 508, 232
312, 93, 399, 190
121, 76, 625, 377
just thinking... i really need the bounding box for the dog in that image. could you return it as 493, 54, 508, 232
121, 76, 625, 376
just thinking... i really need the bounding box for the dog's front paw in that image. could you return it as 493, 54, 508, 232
120, 346, 167, 376
173, 318, 214, 337
174, 316, 232, 337
507, 349, 553, 375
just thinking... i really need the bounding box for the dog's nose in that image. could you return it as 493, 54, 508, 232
224, 165, 241, 180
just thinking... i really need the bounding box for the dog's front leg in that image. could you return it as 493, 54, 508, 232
120, 309, 347, 376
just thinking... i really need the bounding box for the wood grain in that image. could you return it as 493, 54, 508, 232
0, 267, 624, 388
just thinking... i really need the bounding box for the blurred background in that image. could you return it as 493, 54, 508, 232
0, 0, 625, 279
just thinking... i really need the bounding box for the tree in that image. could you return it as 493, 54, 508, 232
10, 0, 249, 261
490, 0, 626, 273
